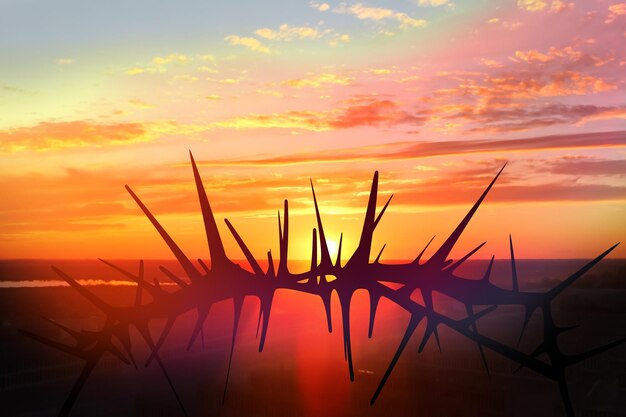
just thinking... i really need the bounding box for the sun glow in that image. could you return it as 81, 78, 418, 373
326, 237, 340, 261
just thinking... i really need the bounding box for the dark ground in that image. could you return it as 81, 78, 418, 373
1, 259, 625, 417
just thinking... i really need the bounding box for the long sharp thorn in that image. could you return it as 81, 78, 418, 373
374, 194, 393, 229
340, 294, 355, 381
517, 307, 534, 346
126, 185, 201, 282
279, 200, 289, 274
429, 163, 506, 266
548, 243, 619, 299
258, 294, 274, 352
222, 297, 243, 404
433, 326, 442, 352
224, 218, 264, 276
463, 305, 497, 325
19, 329, 84, 358
41, 316, 80, 338
565, 337, 626, 367
107, 343, 131, 366
368, 294, 380, 338
557, 376, 575, 417
255, 309, 263, 339
322, 292, 332, 332
353, 171, 379, 263
52, 267, 111, 313
189, 151, 229, 271
99, 258, 140, 282
159, 266, 188, 287
414, 235, 436, 264
371, 314, 422, 405
99, 258, 158, 299
310, 179, 331, 265
146, 317, 177, 367
267, 250, 275, 277
58, 359, 99, 417
155, 354, 188, 417
447, 241, 486, 271
336, 233, 343, 266
197, 258, 210, 274
311, 228, 318, 272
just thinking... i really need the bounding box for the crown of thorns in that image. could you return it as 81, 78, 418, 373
22, 152, 624, 417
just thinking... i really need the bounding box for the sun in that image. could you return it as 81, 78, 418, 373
326, 237, 339, 260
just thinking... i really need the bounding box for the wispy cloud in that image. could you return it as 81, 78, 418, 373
334, 3, 427, 29
310, 2, 331, 12
517, 0, 574, 13
124, 53, 193, 75
461, 104, 626, 133
152, 53, 190, 66
215, 98, 422, 131
517, 0, 547, 12
126, 67, 146, 75
605, 3, 626, 23
280, 72, 353, 88
480, 58, 504, 68
255, 24, 322, 41
128, 99, 154, 109
541, 156, 626, 176
0, 120, 209, 152
224, 35, 271, 53
514, 46, 582, 63
436, 71, 615, 99
417, 0, 450, 6
548, 0, 574, 13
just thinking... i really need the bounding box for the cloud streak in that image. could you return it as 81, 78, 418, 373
215, 98, 422, 131
334, 3, 427, 29
193, 131, 626, 167
224, 35, 271, 53
255, 24, 321, 41
0, 121, 151, 152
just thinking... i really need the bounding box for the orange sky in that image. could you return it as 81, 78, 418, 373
1, 0, 625, 260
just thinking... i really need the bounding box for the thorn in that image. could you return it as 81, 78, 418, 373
509, 234, 519, 292
225, 218, 264, 276
482, 255, 495, 282
126, 185, 201, 282
336, 233, 343, 267
374, 244, 386, 264
429, 163, 506, 266
447, 241, 486, 271
190, 151, 229, 271
414, 235, 436, 264
374, 194, 393, 229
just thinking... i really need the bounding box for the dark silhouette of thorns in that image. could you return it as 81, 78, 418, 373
21, 152, 624, 417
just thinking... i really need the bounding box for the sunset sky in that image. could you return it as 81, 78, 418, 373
1, 0, 625, 261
